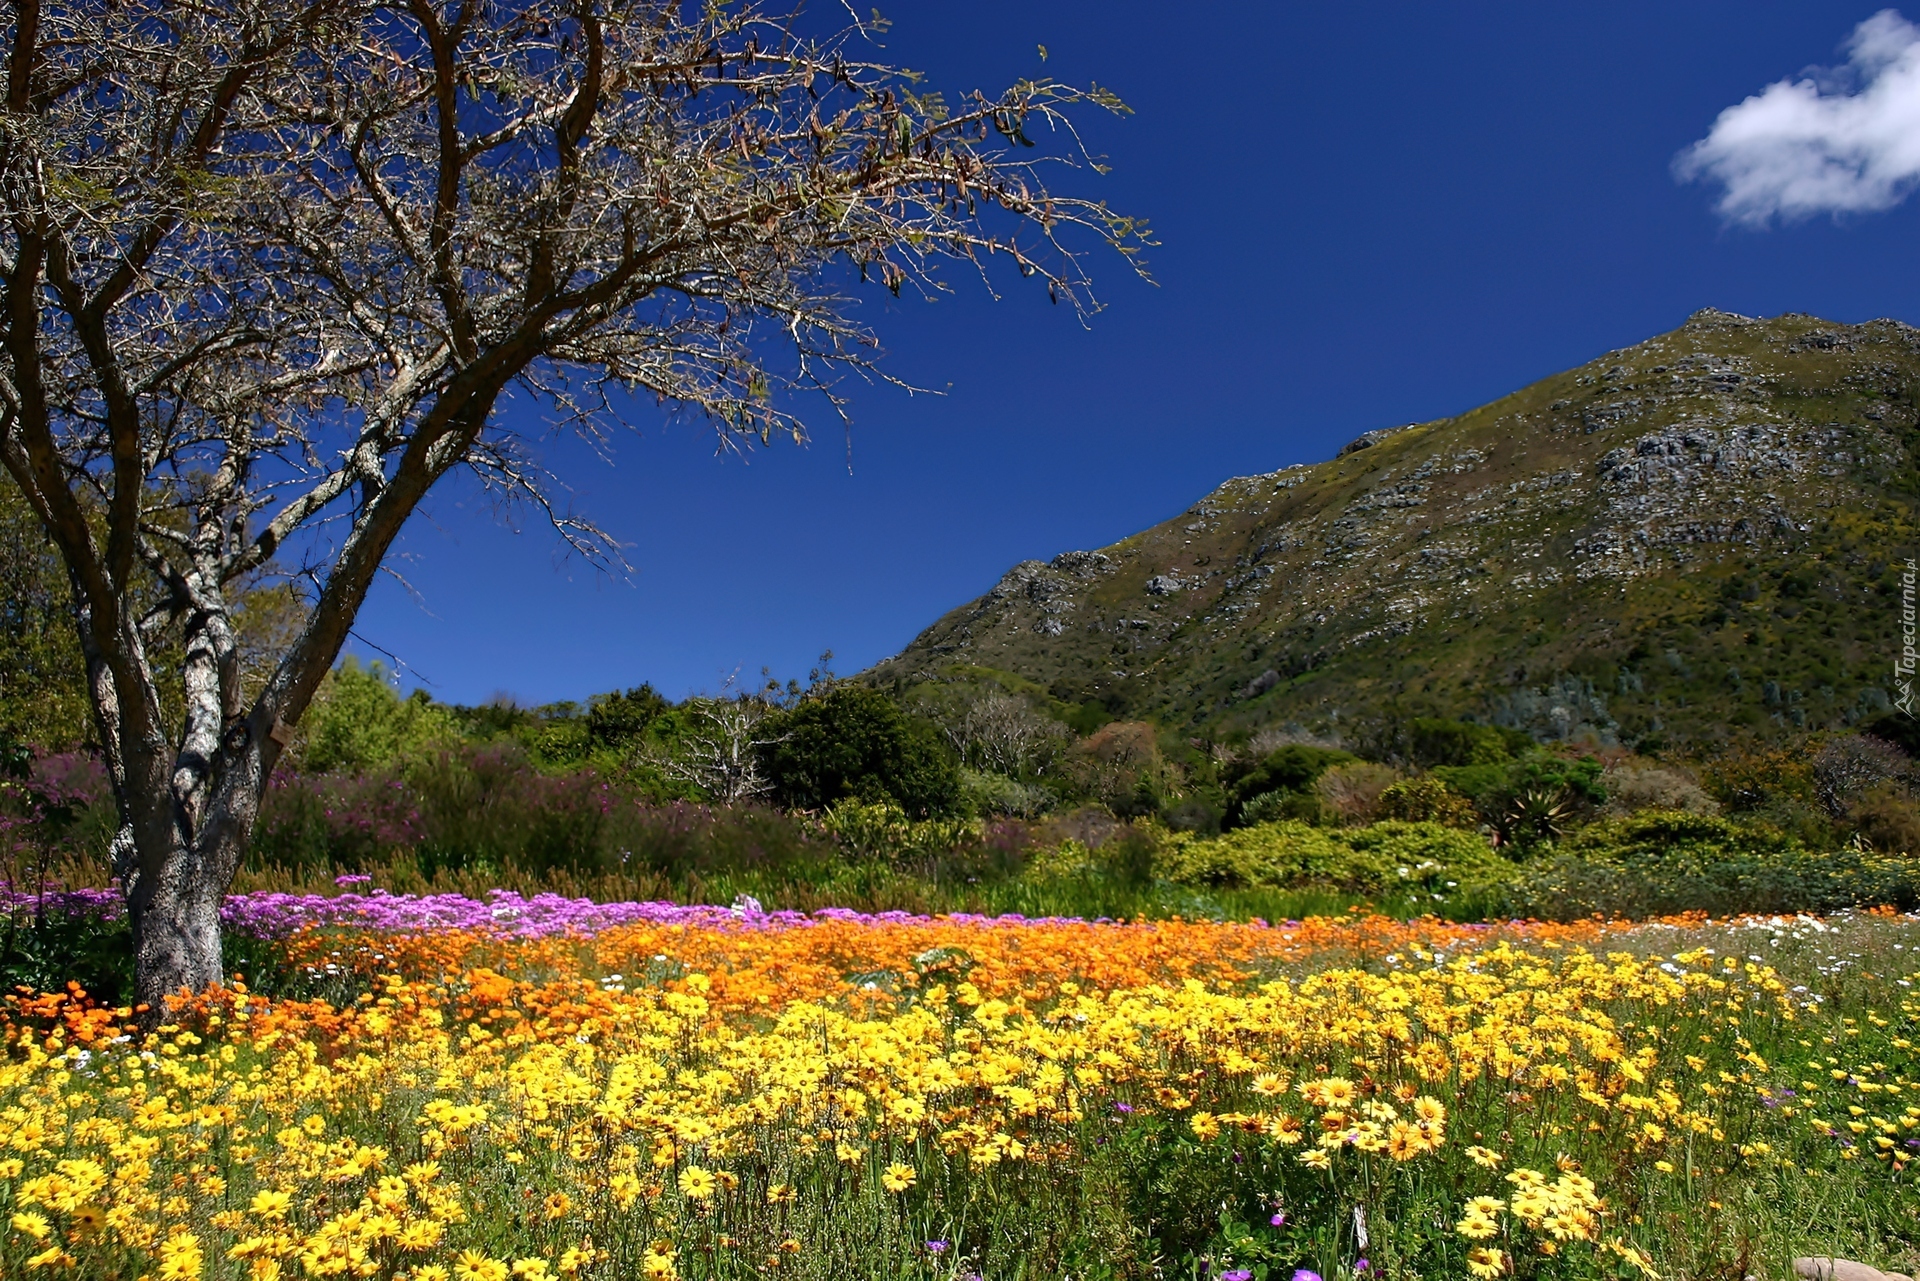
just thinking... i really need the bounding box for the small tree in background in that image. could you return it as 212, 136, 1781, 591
0, 0, 1147, 1011
297, 659, 456, 775
941, 690, 1071, 779
648, 688, 785, 806
767, 685, 961, 817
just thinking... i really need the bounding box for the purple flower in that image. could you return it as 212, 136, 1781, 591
13, 880, 1116, 944
1114, 1102, 1135, 1115
925, 1241, 949, 1255
1355, 1262, 1371, 1275
1294, 1271, 1324, 1281
1224, 1271, 1253, 1281
1270, 1212, 1289, 1227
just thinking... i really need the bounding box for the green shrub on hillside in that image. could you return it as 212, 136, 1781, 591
1430, 752, 1606, 836
1700, 746, 1820, 813
1504, 809, 1920, 919
1237, 788, 1321, 827
1852, 787, 1920, 854
1557, 810, 1790, 862
1340, 819, 1504, 873
300, 658, 456, 774
766, 685, 963, 817
1406, 717, 1528, 767
1158, 819, 1512, 905
1221, 744, 1353, 826
813, 799, 980, 865
959, 768, 1054, 818
1159, 820, 1346, 887
1376, 776, 1476, 826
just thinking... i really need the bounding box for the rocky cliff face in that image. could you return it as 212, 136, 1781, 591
870, 310, 1920, 751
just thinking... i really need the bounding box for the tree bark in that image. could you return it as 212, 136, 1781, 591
127, 839, 228, 1012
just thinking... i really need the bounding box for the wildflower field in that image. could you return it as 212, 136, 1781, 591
2, 892, 1918, 1281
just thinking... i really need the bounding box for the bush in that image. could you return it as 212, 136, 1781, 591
1430, 753, 1605, 842
251, 742, 831, 887
1600, 764, 1719, 816
1238, 789, 1320, 827
1503, 809, 1920, 919
1221, 745, 1353, 826
298, 658, 457, 773
1158, 821, 1348, 888
959, 769, 1053, 818
1340, 820, 1505, 874
1814, 734, 1913, 816
1158, 818, 1511, 905
1702, 746, 1819, 813
1848, 787, 1920, 855
1558, 810, 1792, 863
812, 799, 980, 865
0, 893, 133, 1005
765, 686, 963, 817
1313, 762, 1400, 825
1376, 776, 1476, 826
1406, 717, 1527, 767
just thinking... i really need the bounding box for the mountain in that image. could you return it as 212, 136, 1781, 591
870, 309, 1920, 754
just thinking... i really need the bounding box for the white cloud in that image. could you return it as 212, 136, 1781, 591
1676, 9, 1920, 225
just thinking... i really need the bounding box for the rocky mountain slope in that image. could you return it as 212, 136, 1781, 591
870, 310, 1920, 752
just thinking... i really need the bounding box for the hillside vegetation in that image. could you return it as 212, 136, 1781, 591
872, 309, 1920, 754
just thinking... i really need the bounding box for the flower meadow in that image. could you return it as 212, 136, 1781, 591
1, 891, 1918, 1280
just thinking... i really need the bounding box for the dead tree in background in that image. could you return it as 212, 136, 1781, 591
649, 695, 783, 806
0, 0, 1149, 1014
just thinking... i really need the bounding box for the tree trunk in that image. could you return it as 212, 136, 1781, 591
128, 840, 229, 1014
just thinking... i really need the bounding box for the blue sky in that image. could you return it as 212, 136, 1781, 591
350, 2, 1920, 707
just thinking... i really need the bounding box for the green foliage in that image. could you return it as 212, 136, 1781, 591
1339, 819, 1503, 871
1159, 818, 1512, 907
1222, 744, 1354, 826
1424, 761, 1508, 805
0, 900, 132, 1005
1237, 788, 1321, 826
812, 799, 980, 865
1559, 809, 1795, 863
0, 477, 91, 749
1406, 717, 1526, 767
299, 658, 457, 774
586, 684, 672, 751
1504, 810, 1920, 919
1701, 745, 1821, 813
958, 768, 1053, 818
1431, 752, 1606, 839
1375, 776, 1477, 826
766, 685, 963, 816
530, 712, 592, 766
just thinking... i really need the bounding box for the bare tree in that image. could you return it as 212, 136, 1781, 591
647, 694, 782, 806
943, 690, 1069, 777
0, 0, 1148, 1012
1813, 733, 1913, 817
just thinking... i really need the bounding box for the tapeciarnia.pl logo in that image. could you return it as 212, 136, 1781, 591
1899, 557, 1917, 717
